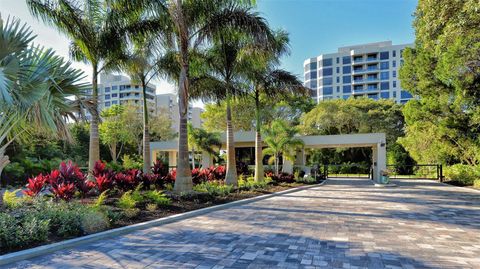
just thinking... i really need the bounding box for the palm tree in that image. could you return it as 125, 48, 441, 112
115, 38, 162, 173
0, 17, 86, 178
27, 0, 125, 174
245, 31, 308, 181
188, 123, 221, 169
115, 0, 274, 191
263, 120, 304, 176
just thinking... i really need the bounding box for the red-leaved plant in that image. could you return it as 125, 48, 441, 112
95, 175, 113, 192
59, 160, 84, 184
51, 182, 76, 201
23, 174, 48, 197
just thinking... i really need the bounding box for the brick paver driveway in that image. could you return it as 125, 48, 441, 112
7, 178, 480, 269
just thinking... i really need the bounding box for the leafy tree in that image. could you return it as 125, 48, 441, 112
99, 105, 135, 164
201, 100, 256, 132
398, 0, 480, 165
0, 17, 85, 180
263, 120, 304, 176
27, 0, 126, 173
299, 98, 408, 166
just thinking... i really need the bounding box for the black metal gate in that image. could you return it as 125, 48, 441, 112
324, 164, 371, 179
386, 164, 443, 181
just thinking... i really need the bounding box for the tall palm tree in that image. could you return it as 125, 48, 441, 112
263, 120, 304, 176
115, 39, 163, 173
116, 0, 274, 191
27, 0, 125, 174
245, 31, 308, 181
0, 16, 86, 178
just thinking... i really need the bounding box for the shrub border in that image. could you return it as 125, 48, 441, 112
0, 180, 327, 266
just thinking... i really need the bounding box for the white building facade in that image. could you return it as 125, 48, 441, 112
155, 93, 203, 132
304, 41, 413, 104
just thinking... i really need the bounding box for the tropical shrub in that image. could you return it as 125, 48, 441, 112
295, 176, 317, 184
444, 164, 480, 186
0, 213, 49, 252
50, 183, 76, 201
122, 154, 143, 170
238, 176, 270, 190
80, 211, 109, 235
2, 189, 23, 209
144, 190, 171, 206
117, 191, 139, 218
23, 174, 48, 197
95, 175, 113, 193
474, 179, 480, 189
193, 181, 233, 197
266, 172, 295, 183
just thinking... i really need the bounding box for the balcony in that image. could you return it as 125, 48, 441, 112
352, 67, 379, 75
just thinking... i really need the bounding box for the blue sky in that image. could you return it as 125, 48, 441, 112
0, 0, 417, 95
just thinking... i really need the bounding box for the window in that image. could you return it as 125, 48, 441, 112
380, 51, 389, 60
310, 71, 318, 79
112, 93, 118, 97
380, 61, 389, 70
112, 100, 118, 105
368, 93, 379, 100
119, 85, 125, 91
342, 56, 351, 65
336, 67, 340, 74
393, 81, 397, 88
392, 60, 396, 68
104, 94, 111, 100
401, 91, 412, 99
400, 49, 404, 58
381, 82, 389, 90
323, 77, 333, 85
336, 86, 340, 92
367, 84, 377, 90
310, 89, 317, 97
112, 85, 118, 90
310, 62, 317, 70
343, 95, 350, 99
336, 57, 340, 64
392, 70, 397, 78
105, 87, 110, 93
381, 92, 390, 99
353, 85, 363, 91
322, 58, 333, 66
323, 87, 333, 95
342, 75, 351, 84
343, 85, 351, 93
310, 80, 317, 88
393, 91, 397, 98
336, 77, 340, 83
393, 50, 397, 57
126, 85, 131, 89
322, 68, 332, 76
105, 101, 111, 107
342, 66, 351, 74
135, 85, 139, 89
380, 71, 389, 80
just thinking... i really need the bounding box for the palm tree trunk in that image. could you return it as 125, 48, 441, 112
88, 67, 100, 174
142, 79, 151, 174
254, 90, 264, 182
225, 96, 237, 185
174, 63, 193, 192
111, 143, 117, 164
0, 149, 10, 182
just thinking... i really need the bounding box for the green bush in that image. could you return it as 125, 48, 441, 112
117, 191, 139, 218
473, 179, 480, 189
33, 201, 83, 237
193, 181, 233, 197
2, 189, 23, 209
295, 176, 317, 184
122, 154, 143, 170
144, 190, 171, 206
444, 164, 480, 186
238, 176, 270, 190
0, 212, 49, 252
80, 210, 109, 235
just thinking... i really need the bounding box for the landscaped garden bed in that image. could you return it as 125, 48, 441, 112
0, 160, 320, 255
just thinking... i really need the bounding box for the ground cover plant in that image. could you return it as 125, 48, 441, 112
0, 159, 315, 254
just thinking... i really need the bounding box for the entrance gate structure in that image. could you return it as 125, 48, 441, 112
150, 132, 387, 183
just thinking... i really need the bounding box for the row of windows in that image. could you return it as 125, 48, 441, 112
319, 89, 411, 101
306, 49, 404, 71
104, 85, 155, 93
307, 61, 400, 79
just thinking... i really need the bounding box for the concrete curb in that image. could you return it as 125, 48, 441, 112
0, 181, 326, 266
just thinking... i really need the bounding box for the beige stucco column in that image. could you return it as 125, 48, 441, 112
168, 151, 177, 167
201, 151, 213, 168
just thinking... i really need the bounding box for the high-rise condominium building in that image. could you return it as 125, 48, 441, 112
303, 41, 413, 104
155, 93, 203, 132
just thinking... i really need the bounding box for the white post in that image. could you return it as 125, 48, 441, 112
372, 146, 379, 182
376, 142, 387, 183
